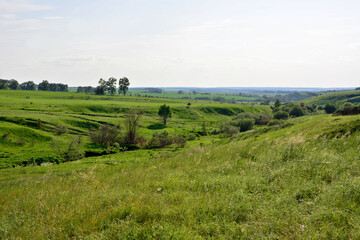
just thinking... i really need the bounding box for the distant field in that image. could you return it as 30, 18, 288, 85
129, 90, 260, 102
305, 90, 360, 106
0, 90, 265, 168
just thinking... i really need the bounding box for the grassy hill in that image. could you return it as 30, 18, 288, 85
0, 90, 266, 168
305, 90, 360, 106
1, 90, 360, 239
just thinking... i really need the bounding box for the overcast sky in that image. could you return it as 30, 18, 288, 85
0, 0, 359, 87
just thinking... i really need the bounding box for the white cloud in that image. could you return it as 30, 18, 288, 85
350, 42, 360, 50
43, 56, 95, 66
42, 16, 62, 20
0, 13, 16, 18
0, 0, 53, 12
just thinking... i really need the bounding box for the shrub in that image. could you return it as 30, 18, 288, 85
289, 106, 305, 117
89, 124, 121, 145
268, 119, 284, 126
324, 103, 337, 114
220, 122, 239, 136
146, 131, 174, 148
52, 136, 84, 163
273, 111, 289, 120
230, 118, 254, 132
233, 112, 271, 125
173, 136, 187, 148
187, 133, 198, 141
334, 106, 360, 116
55, 125, 67, 135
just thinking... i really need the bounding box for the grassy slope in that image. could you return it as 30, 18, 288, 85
305, 90, 360, 106
1, 114, 360, 239
0, 90, 265, 168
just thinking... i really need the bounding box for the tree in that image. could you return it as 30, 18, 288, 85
95, 78, 106, 95
124, 109, 143, 144
107, 77, 117, 95
324, 103, 337, 114
20, 81, 36, 90
289, 106, 305, 117
273, 111, 289, 120
89, 124, 121, 145
158, 104, 172, 125
49, 83, 59, 91
8, 79, 19, 90
95, 86, 105, 95
119, 77, 130, 96
38, 80, 49, 91
274, 99, 281, 108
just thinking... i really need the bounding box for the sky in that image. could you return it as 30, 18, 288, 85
0, 0, 359, 88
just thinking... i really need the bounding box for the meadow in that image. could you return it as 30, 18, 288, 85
1, 90, 360, 239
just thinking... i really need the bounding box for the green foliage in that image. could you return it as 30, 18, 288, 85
146, 131, 173, 148
273, 110, 289, 120
334, 106, 360, 116
20, 81, 36, 91
268, 119, 285, 126
230, 118, 254, 132
158, 104, 172, 125
220, 122, 239, 136
274, 98, 281, 108
325, 103, 337, 114
119, 77, 130, 96
38, 80, 50, 91
124, 110, 143, 144
55, 125, 67, 135
52, 136, 84, 162
289, 105, 305, 117
89, 124, 121, 145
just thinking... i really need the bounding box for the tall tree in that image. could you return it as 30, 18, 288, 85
95, 78, 107, 95
107, 77, 117, 95
274, 99, 281, 108
119, 77, 130, 96
158, 104, 172, 125
38, 80, 49, 91
20, 81, 36, 90
8, 79, 19, 90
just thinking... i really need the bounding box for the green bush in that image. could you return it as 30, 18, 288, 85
273, 111, 289, 120
324, 103, 337, 114
220, 123, 239, 136
289, 106, 305, 117
146, 131, 174, 148
268, 119, 285, 126
230, 118, 254, 132
89, 124, 121, 145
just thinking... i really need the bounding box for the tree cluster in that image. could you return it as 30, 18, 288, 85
0, 79, 20, 90
77, 86, 95, 94
271, 99, 317, 119
95, 77, 130, 95
38, 80, 68, 92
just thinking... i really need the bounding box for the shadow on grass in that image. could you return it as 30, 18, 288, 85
147, 123, 166, 130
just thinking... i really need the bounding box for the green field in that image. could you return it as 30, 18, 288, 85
1, 90, 360, 239
128, 90, 259, 102
0, 90, 264, 168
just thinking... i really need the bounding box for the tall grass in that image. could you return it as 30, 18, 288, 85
1, 115, 360, 239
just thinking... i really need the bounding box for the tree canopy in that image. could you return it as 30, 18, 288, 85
119, 77, 130, 96
158, 104, 172, 125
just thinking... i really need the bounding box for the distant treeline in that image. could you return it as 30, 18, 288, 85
0, 79, 68, 92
